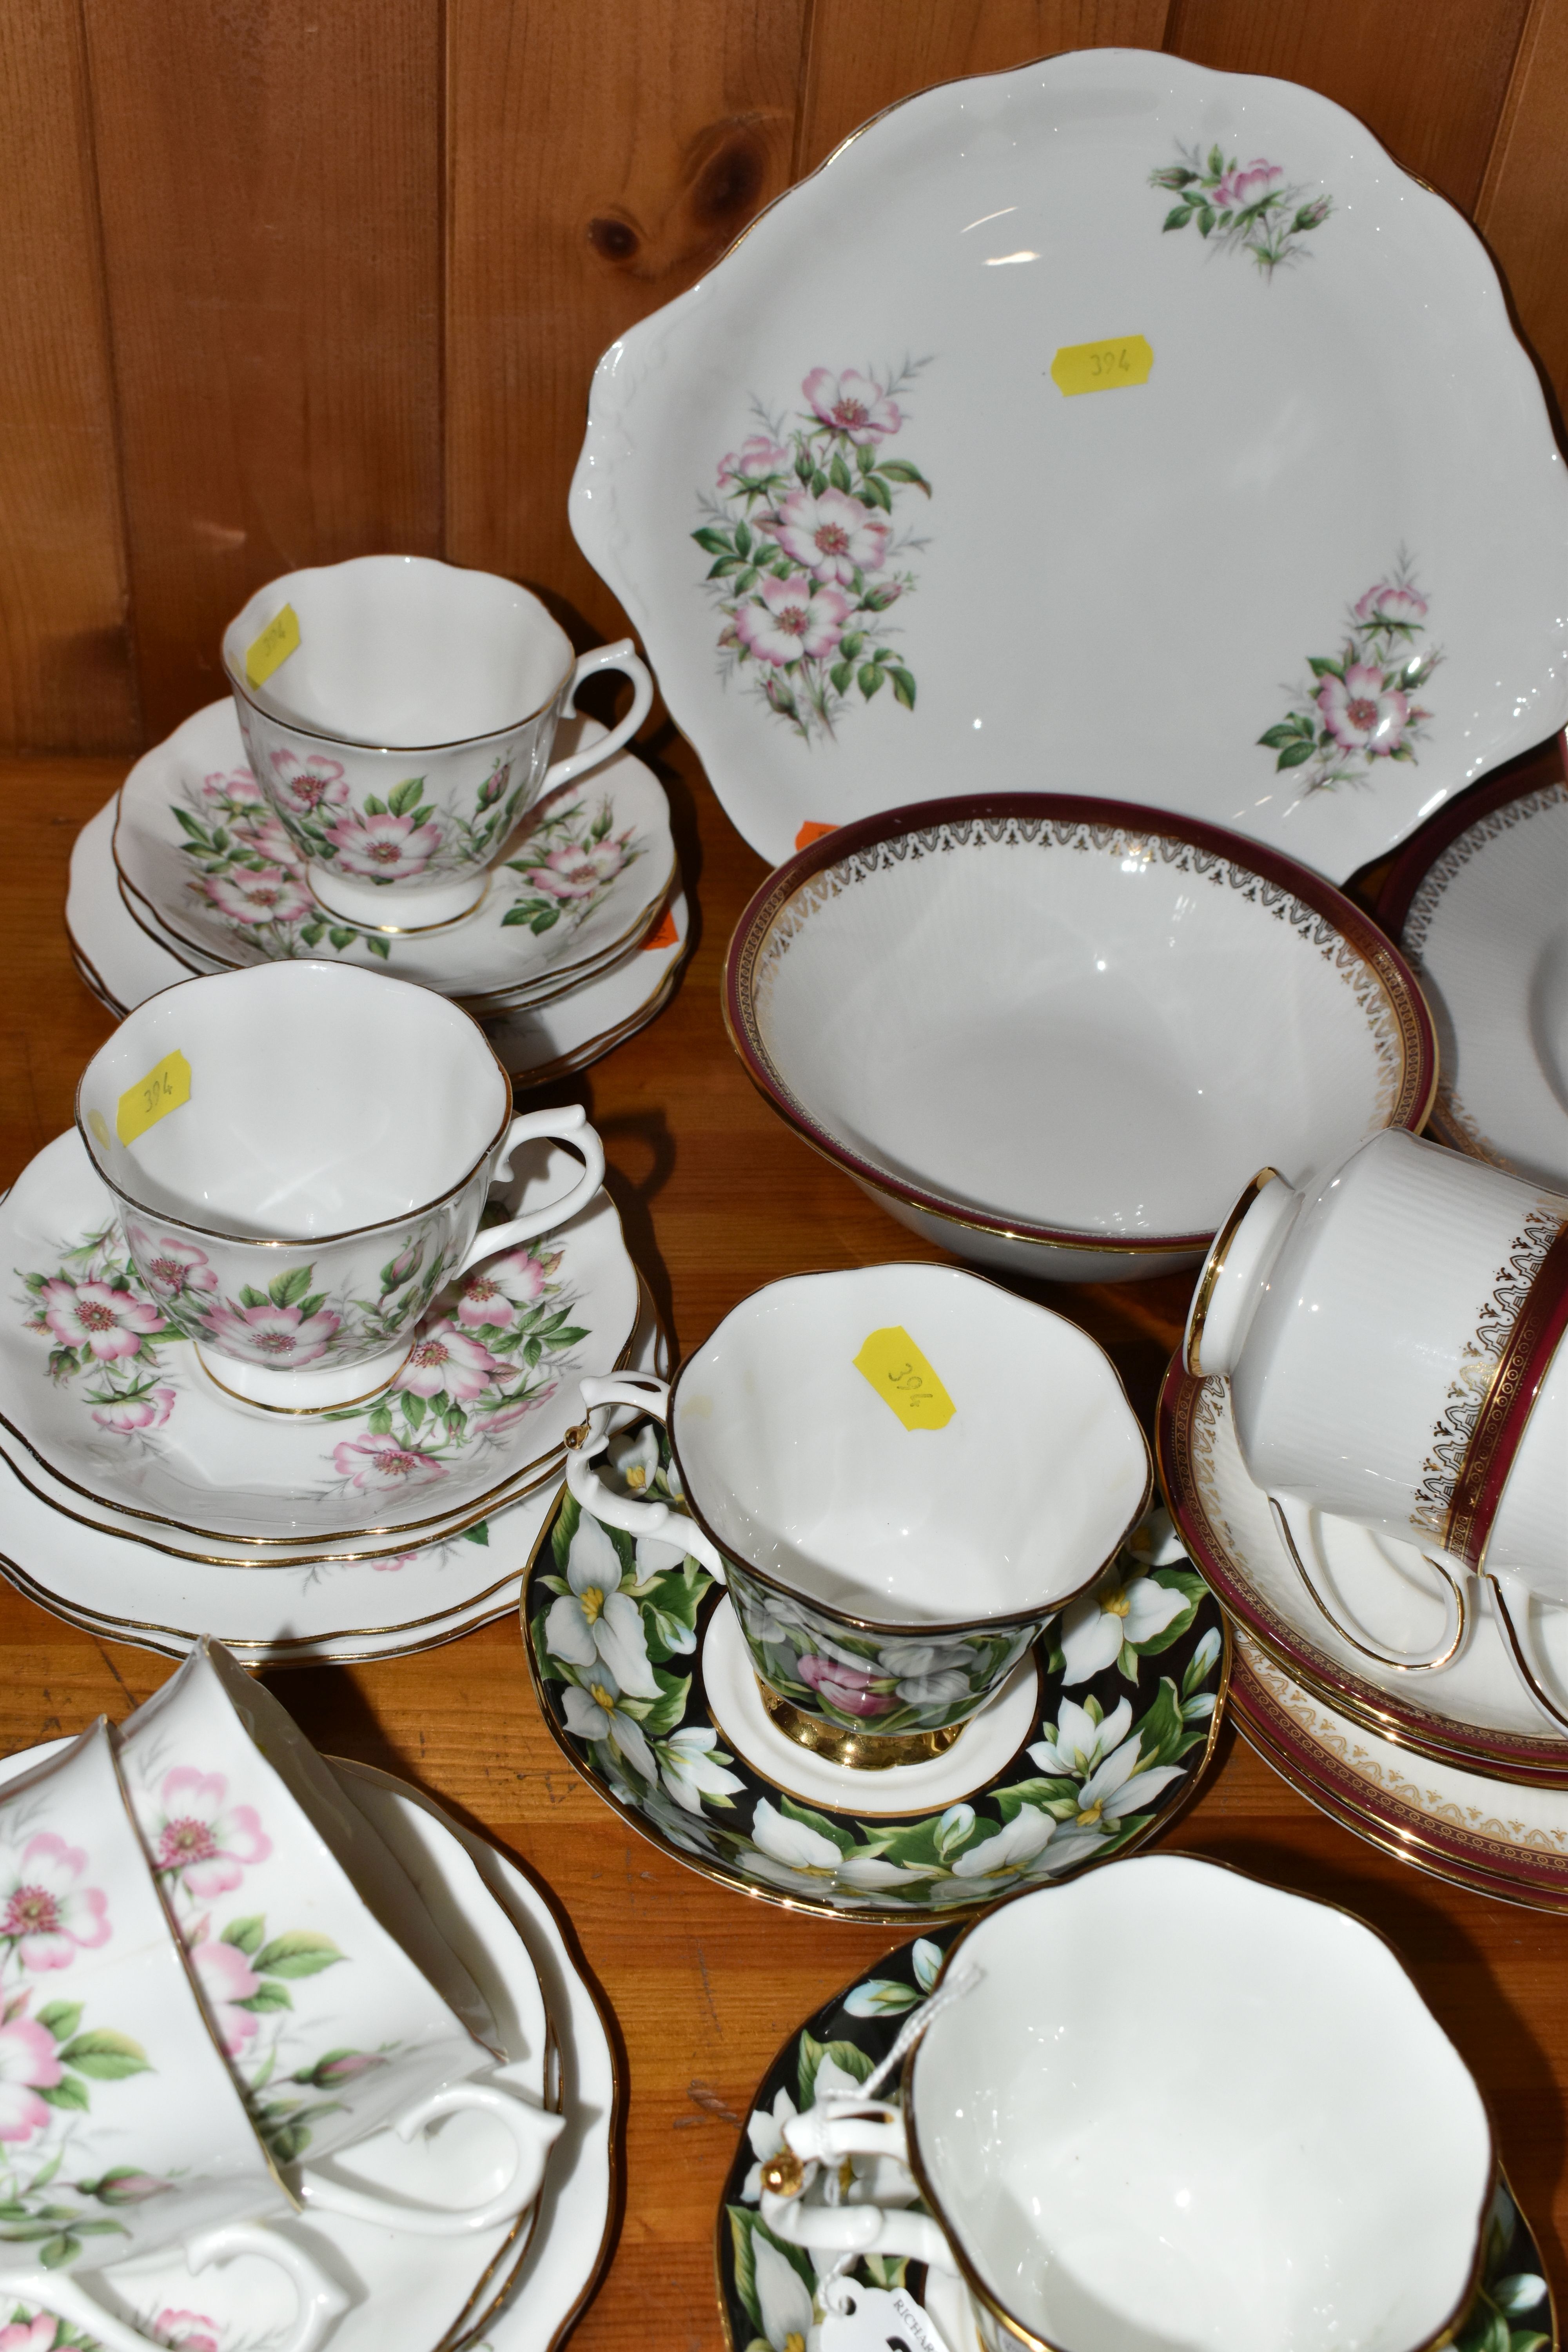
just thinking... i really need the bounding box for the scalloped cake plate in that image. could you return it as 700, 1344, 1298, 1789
113, 699, 675, 1006
572, 47, 1568, 878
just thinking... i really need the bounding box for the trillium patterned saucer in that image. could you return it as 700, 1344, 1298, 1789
571, 47, 1568, 880
1378, 758, 1568, 1191
715, 1927, 1556, 2352
0, 1743, 617, 2352
0, 1129, 639, 1546
109, 699, 676, 1008
1157, 1356, 1568, 1788
1232, 1631, 1568, 1918
70, 799, 690, 1086
524, 1417, 1226, 1922
0, 1281, 667, 1668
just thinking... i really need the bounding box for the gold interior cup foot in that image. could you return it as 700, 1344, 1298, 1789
759, 1684, 966, 1770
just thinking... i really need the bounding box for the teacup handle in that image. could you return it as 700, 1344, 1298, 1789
15, 2223, 348, 2352
298, 2080, 566, 2238
457, 1104, 606, 1275
543, 639, 654, 791
759, 2095, 954, 2272
1269, 1494, 1468, 1673
1481, 1569, 1568, 1734
563, 1375, 728, 1581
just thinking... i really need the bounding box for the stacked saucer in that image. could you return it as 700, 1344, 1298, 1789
1159, 1353, 1568, 1909
0, 1640, 619, 2352
69, 695, 688, 1085
1, 956, 664, 1665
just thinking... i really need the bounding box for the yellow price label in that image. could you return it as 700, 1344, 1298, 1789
853, 1327, 956, 1432
245, 602, 301, 688
1050, 335, 1154, 397
116, 1050, 192, 1147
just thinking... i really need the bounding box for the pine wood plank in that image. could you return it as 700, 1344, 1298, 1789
0, 1, 135, 752
795, 0, 1173, 177
1164, 0, 1533, 215
80, 0, 444, 742
444, 0, 811, 644
1475, 0, 1568, 432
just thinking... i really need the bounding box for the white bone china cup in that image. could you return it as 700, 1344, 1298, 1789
1185, 1129, 1568, 1716
118, 1639, 563, 2237
76, 962, 606, 1410
761, 1853, 1494, 2352
222, 555, 653, 929
0, 1721, 346, 2352
565, 1264, 1151, 1766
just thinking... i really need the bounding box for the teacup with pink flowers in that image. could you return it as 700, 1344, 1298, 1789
76, 961, 606, 1412
0, 1721, 346, 2352
223, 555, 652, 931
118, 1641, 563, 2238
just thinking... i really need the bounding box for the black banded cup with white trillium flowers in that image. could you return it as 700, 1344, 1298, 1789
564, 1265, 1152, 1768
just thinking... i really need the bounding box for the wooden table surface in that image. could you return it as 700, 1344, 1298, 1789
3, 731, 1566, 2345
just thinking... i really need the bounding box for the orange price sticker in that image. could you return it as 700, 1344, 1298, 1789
1049, 335, 1154, 397
853, 1326, 956, 1432
795, 822, 836, 853
641, 907, 679, 953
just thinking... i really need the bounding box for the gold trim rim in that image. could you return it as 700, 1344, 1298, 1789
1230, 1650, 1568, 1912
74, 964, 521, 1254
664, 1261, 1155, 1638
523, 1502, 1231, 1926
900, 1849, 1495, 2352
0, 1193, 636, 1547
1183, 1166, 1282, 1376
1157, 1360, 1568, 1786
329, 1757, 626, 2352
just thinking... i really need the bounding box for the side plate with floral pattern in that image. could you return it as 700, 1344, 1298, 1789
522, 1416, 1228, 1923
714, 1929, 1557, 2352
113, 699, 675, 1007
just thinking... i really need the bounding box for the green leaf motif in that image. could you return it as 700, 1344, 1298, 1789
36, 2077, 91, 2111
254, 1931, 345, 1980
387, 776, 426, 817
35, 2002, 82, 2043
58, 2031, 150, 2081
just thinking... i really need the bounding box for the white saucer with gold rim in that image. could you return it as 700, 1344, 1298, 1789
113, 699, 675, 1008
0, 1129, 637, 1547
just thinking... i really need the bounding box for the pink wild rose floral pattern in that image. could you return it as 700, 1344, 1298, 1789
1150, 141, 1330, 274
135, 1761, 388, 2165
0, 1804, 157, 2270
167, 766, 643, 964
19, 1222, 590, 1500
1259, 556, 1441, 793
695, 363, 931, 746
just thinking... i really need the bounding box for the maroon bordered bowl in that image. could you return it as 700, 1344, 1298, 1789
724, 794, 1436, 1284
1377, 738, 1568, 1189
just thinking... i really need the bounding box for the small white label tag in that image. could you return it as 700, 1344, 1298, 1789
818, 2283, 954, 2352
